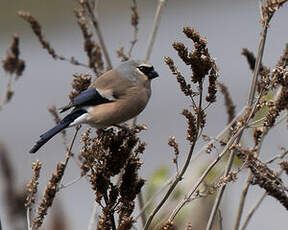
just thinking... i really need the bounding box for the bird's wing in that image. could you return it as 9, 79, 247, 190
90, 70, 136, 98
60, 70, 135, 113
59, 88, 114, 113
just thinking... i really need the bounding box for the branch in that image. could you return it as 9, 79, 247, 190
206, 6, 271, 228
127, 0, 139, 58
247, 22, 269, 107
88, 202, 98, 230
239, 191, 266, 230
233, 171, 252, 230
18, 11, 88, 68
81, 0, 112, 70
144, 0, 167, 62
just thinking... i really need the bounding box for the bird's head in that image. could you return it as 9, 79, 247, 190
116, 60, 159, 82
136, 63, 159, 80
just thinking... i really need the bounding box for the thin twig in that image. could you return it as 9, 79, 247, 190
27, 207, 32, 230
218, 209, 223, 230
233, 171, 252, 230
234, 106, 266, 230
247, 117, 266, 127
88, 202, 98, 230
193, 107, 246, 161
103, 193, 116, 230
137, 192, 147, 228
63, 126, 80, 167
57, 55, 89, 68
154, 191, 213, 230
206, 136, 242, 230
247, 22, 269, 107
57, 175, 84, 191
247, 111, 287, 128
240, 192, 266, 230
265, 150, 288, 164
144, 0, 167, 62
82, 0, 112, 70
127, 0, 139, 58
55, 126, 81, 194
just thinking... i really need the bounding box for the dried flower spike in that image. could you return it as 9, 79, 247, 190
2, 34, 25, 77
25, 160, 42, 208
261, 0, 288, 23
277, 43, 288, 68
74, 9, 104, 75
69, 73, 92, 100
206, 67, 218, 103
18, 11, 57, 59
32, 162, 65, 229
264, 87, 288, 128
217, 82, 236, 124
48, 105, 67, 138
280, 161, 288, 175
182, 109, 197, 143
164, 56, 193, 97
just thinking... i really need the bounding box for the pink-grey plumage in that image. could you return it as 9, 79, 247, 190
29, 60, 158, 153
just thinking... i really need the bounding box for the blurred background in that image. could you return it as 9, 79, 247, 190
1, 0, 288, 229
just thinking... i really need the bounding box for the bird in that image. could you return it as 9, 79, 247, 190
29, 60, 159, 153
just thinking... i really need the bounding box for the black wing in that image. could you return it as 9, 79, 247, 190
60, 88, 113, 113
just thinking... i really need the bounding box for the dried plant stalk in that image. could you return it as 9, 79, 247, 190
1, 34, 25, 108
145, 26, 218, 230
25, 160, 42, 208
235, 146, 288, 210
32, 162, 65, 229
80, 0, 112, 70
78, 126, 147, 230
74, 9, 104, 75
2, 34, 25, 77
217, 82, 236, 124
18, 11, 87, 68
145, 0, 167, 62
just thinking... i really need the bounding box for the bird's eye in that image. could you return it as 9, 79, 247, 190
137, 65, 153, 74
137, 65, 158, 79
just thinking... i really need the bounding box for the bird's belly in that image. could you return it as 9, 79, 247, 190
86, 99, 147, 128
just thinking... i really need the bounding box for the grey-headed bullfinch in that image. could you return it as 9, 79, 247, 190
29, 60, 158, 153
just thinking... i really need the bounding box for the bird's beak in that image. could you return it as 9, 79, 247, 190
148, 70, 159, 80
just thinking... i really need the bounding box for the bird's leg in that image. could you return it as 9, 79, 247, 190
113, 124, 131, 132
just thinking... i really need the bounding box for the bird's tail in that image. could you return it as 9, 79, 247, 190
29, 109, 86, 154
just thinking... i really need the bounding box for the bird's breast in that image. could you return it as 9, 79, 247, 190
86, 86, 150, 127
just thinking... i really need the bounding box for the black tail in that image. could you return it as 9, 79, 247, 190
29, 109, 86, 153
